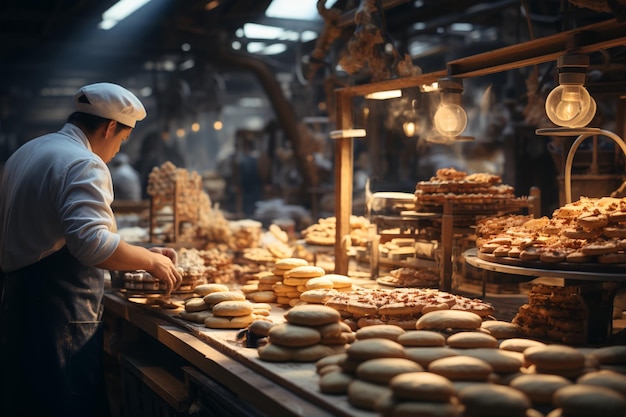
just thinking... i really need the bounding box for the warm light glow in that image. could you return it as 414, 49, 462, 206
176, 128, 185, 138
402, 100, 422, 137
545, 84, 594, 128
433, 104, 467, 137
99, 0, 152, 30
204, 0, 220, 11
403, 121, 417, 137
191, 122, 200, 132
213, 120, 223, 130
544, 54, 596, 129
365, 90, 402, 100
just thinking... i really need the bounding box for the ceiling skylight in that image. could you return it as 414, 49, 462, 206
265, 0, 337, 21
99, 0, 152, 30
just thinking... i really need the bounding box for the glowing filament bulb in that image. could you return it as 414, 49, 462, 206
434, 104, 467, 137
555, 86, 582, 121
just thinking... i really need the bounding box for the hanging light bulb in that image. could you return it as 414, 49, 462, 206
434, 103, 467, 137
545, 54, 595, 128
432, 77, 468, 138
402, 99, 423, 137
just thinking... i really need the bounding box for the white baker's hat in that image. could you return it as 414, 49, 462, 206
74, 82, 147, 128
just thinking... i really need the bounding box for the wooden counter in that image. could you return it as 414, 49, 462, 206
103, 291, 376, 417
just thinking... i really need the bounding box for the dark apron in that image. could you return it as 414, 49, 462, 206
0, 246, 110, 417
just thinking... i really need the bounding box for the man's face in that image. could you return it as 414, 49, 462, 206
92, 121, 131, 163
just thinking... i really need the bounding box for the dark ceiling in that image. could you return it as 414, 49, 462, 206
0, 0, 623, 136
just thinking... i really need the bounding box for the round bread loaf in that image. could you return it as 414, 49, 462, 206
348, 379, 393, 411
524, 345, 585, 371
180, 310, 212, 323
347, 338, 406, 362
318, 364, 341, 375
274, 257, 309, 270
323, 273, 353, 289
389, 371, 455, 402
247, 290, 277, 303
446, 331, 498, 349
480, 320, 521, 339
291, 344, 335, 362
305, 276, 334, 290
356, 358, 423, 385
404, 346, 459, 367
194, 283, 229, 296
203, 291, 246, 306
316, 353, 347, 371
553, 384, 626, 417
319, 370, 354, 394
397, 330, 446, 347
184, 297, 211, 312
257, 272, 281, 284
258, 342, 334, 362
284, 304, 340, 326
211, 300, 254, 317
355, 324, 406, 342
282, 276, 311, 286
588, 345, 626, 365
257, 342, 293, 362
268, 323, 321, 347
576, 369, 626, 396
416, 310, 482, 331
458, 383, 531, 417
283, 265, 325, 279
204, 314, 255, 329
460, 348, 524, 374
248, 320, 274, 337
390, 400, 459, 417
428, 355, 493, 381
300, 288, 337, 304
499, 338, 546, 353
509, 373, 572, 405
314, 321, 345, 338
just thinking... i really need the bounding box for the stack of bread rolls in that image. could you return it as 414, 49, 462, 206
257, 304, 352, 362
179, 283, 271, 329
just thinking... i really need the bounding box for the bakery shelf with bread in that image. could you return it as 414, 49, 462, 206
413, 167, 537, 216
364, 167, 541, 292
475, 196, 626, 268
147, 161, 204, 244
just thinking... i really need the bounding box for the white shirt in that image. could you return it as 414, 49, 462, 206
0, 123, 120, 272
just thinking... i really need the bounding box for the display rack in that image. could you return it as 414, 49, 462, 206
465, 248, 625, 345
366, 191, 540, 292
149, 177, 201, 243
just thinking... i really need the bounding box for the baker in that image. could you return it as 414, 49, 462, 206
0, 82, 183, 417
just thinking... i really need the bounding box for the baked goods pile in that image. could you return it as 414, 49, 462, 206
414, 167, 515, 207
301, 215, 370, 246
314, 287, 495, 330
239, 257, 355, 309
379, 237, 420, 262
512, 284, 587, 345
314, 315, 626, 416
179, 283, 272, 329
257, 304, 354, 362
122, 270, 163, 292
377, 266, 440, 288
476, 196, 626, 265
147, 161, 202, 221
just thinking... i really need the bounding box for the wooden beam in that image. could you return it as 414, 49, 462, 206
446, 18, 626, 78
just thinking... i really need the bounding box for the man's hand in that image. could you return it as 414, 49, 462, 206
147, 247, 182, 294
149, 247, 178, 264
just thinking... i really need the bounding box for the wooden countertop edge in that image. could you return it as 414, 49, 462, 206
103, 291, 357, 417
